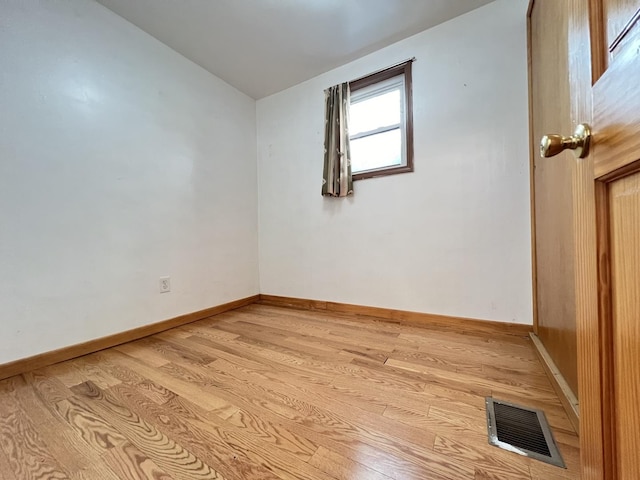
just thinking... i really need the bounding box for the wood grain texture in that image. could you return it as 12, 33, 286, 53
0, 304, 579, 480
593, 22, 640, 178
609, 171, 640, 479
566, 1, 604, 479
581, 0, 640, 477
0, 378, 70, 480
594, 180, 617, 480
258, 295, 532, 336
590, 0, 609, 81
70, 381, 228, 480
0, 295, 259, 382
605, 0, 640, 53
529, 333, 579, 434
100, 442, 172, 480
529, 0, 579, 396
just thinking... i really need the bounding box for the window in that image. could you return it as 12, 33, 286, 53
349, 61, 413, 180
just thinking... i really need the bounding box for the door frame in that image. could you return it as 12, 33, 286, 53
526, 0, 539, 335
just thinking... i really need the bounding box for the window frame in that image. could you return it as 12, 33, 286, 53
348, 60, 414, 181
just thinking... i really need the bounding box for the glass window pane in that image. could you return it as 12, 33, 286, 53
350, 89, 401, 136
350, 129, 402, 173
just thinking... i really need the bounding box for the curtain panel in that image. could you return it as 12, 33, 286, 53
322, 83, 353, 197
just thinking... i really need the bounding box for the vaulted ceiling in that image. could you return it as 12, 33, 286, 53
96, 0, 495, 99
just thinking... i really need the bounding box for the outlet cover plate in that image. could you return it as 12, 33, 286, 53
159, 276, 171, 293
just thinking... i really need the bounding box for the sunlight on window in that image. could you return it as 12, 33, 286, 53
345, 63, 412, 179
350, 90, 401, 136
351, 129, 401, 172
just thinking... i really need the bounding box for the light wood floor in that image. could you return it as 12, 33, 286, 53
0, 304, 580, 480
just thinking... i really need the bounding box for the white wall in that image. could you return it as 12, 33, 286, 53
257, 0, 532, 324
0, 0, 259, 363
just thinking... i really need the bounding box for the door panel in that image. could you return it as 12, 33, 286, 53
593, 25, 640, 177
581, 0, 640, 478
606, 0, 640, 54
530, 0, 579, 396
609, 171, 640, 479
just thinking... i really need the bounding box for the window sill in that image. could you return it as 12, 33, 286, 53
352, 164, 414, 181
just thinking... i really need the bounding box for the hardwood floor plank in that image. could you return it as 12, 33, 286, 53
433, 435, 531, 480
55, 396, 129, 451
153, 358, 472, 479
386, 358, 559, 402
37, 363, 87, 389
428, 405, 487, 435
202, 334, 425, 393
177, 335, 339, 388
85, 352, 178, 405
23, 370, 73, 405
113, 342, 171, 368
70, 381, 228, 480
0, 446, 17, 480
192, 364, 474, 479
107, 378, 324, 480
202, 362, 435, 449
136, 337, 217, 366
231, 309, 400, 352
382, 404, 487, 443
396, 333, 539, 369
69, 356, 123, 390
529, 461, 579, 480
104, 349, 240, 415
163, 360, 429, 462
177, 324, 240, 343
160, 375, 428, 479
166, 333, 392, 420
9, 377, 109, 476
0, 378, 70, 480
227, 402, 462, 480
0, 413, 70, 480
100, 441, 174, 480
206, 354, 387, 416
159, 394, 332, 480
104, 383, 284, 480
331, 372, 486, 416
554, 429, 581, 449
308, 446, 393, 480
225, 407, 318, 461
0, 304, 580, 479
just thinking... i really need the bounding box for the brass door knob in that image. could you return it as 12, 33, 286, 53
540, 123, 591, 158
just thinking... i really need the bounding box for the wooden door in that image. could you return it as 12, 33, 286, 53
530, 0, 640, 477
587, 1, 640, 478
563, 0, 640, 478
529, 0, 579, 401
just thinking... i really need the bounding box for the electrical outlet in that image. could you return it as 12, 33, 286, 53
159, 276, 171, 293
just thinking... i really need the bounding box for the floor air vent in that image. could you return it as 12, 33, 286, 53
485, 397, 565, 468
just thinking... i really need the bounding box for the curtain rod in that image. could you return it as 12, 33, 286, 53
324, 57, 416, 92
348, 57, 416, 85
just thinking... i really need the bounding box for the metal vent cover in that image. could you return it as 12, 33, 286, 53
485, 397, 566, 468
